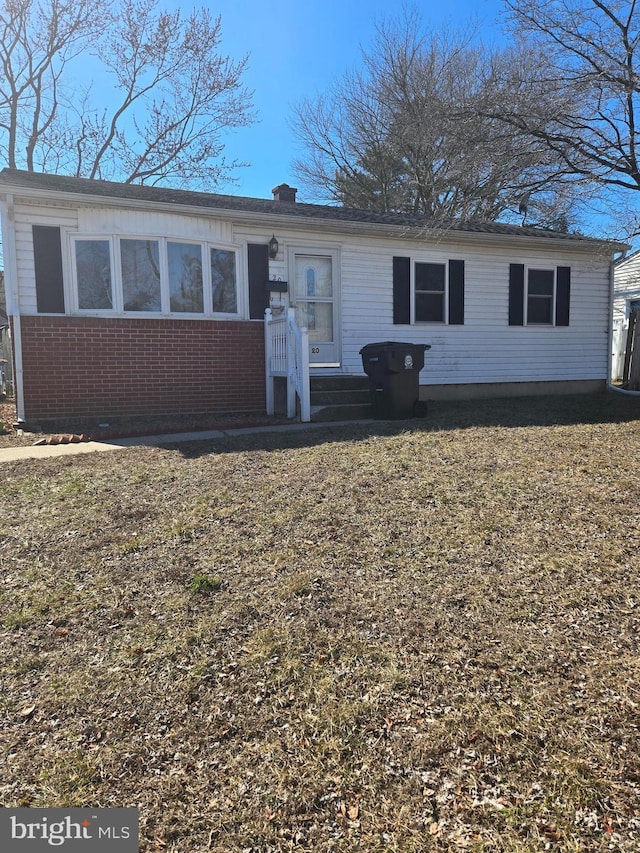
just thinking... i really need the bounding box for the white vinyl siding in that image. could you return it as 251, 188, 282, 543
8, 197, 613, 388
340, 237, 610, 385
614, 253, 640, 324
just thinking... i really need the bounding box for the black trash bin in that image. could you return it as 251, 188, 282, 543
360, 341, 431, 419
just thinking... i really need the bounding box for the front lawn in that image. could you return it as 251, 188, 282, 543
2, 394, 640, 851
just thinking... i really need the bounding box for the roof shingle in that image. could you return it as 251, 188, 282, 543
0, 167, 620, 247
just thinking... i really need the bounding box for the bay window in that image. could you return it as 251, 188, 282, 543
71, 235, 239, 317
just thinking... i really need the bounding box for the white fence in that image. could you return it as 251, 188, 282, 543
265, 308, 311, 422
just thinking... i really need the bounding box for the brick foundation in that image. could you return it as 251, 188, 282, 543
19, 316, 266, 425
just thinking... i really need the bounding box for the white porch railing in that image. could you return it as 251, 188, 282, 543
265, 307, 311, 422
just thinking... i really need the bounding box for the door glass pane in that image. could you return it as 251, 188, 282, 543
75, 240, 113, 309
295, 256, 332, 298
168, 242, 203, 313
121, 239, 161, 311
210, 248, 237, 313
297, 302, 333, 342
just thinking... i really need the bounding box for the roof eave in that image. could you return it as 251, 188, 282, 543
0, 180, 627, 255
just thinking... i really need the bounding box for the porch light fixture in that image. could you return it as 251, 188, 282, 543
268, 234, 279, 259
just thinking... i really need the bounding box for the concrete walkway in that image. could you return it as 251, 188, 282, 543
0, 420, 374, 463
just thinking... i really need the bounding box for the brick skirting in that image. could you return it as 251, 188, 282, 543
19, 316, 266, 424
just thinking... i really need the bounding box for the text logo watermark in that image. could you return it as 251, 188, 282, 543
0, 809, 138, 851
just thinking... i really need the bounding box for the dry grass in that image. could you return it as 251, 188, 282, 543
2, 393, 640, 852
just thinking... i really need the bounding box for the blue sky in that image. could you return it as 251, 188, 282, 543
184, 0, 507, 200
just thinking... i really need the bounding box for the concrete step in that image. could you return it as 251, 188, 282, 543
310, 402, 373, 422
310, 387, 372, 406
310, 376, 370, 406
308, 376, 373, 421
310, 376, 370, 393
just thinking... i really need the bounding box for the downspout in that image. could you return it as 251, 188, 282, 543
0, 193, 26, 422
607, 254, 640, 396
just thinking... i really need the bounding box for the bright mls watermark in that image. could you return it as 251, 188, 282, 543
0, 809, 138, 851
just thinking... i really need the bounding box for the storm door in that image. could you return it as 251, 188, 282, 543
291, 251, 340, 367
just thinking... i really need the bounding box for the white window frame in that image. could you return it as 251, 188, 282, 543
68, 233, 242, 319
208, 244, 242, 318
165, 237, 206, 317
119, 236, 164, 314
525, 266, 556, 326
412, 259, 448, 324
70, 235, 118, 314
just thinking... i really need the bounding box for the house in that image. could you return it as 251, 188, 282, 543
0, 269, 10, 398
613, 250, 640, 385
0, 168, 626, 430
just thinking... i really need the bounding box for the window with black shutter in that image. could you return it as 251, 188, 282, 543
509, 264, 571, 326
393, 256, 465, 325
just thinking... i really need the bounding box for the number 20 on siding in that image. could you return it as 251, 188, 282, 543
311, 347, 320, 354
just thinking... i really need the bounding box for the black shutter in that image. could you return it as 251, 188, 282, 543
556, 266, 570, 326
393, 256, 411, 324
508, 263, 525, 326
448, 259, 465, 325
247, 243, 269, 320
33, 225, 65, 313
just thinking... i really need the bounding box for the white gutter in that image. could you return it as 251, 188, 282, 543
0, 194, 26, 421
607, 253, 640, 396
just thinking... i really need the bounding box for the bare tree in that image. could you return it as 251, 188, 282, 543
496, 1, 640, 210
0, 0, 255, 187
291, 13, 583, 227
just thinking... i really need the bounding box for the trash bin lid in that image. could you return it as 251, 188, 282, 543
359, 341, 431, 354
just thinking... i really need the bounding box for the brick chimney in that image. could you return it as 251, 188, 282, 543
272, 183, 297, 203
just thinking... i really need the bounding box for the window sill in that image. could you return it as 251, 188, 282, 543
70, 311, 243, 320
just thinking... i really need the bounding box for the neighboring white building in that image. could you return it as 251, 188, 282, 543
0, 168, 627, 429
613, 250, 640, 381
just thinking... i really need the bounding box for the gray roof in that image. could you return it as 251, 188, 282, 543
0, 167, 621, 247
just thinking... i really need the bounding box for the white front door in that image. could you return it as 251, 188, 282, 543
291, 251, 340, 367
